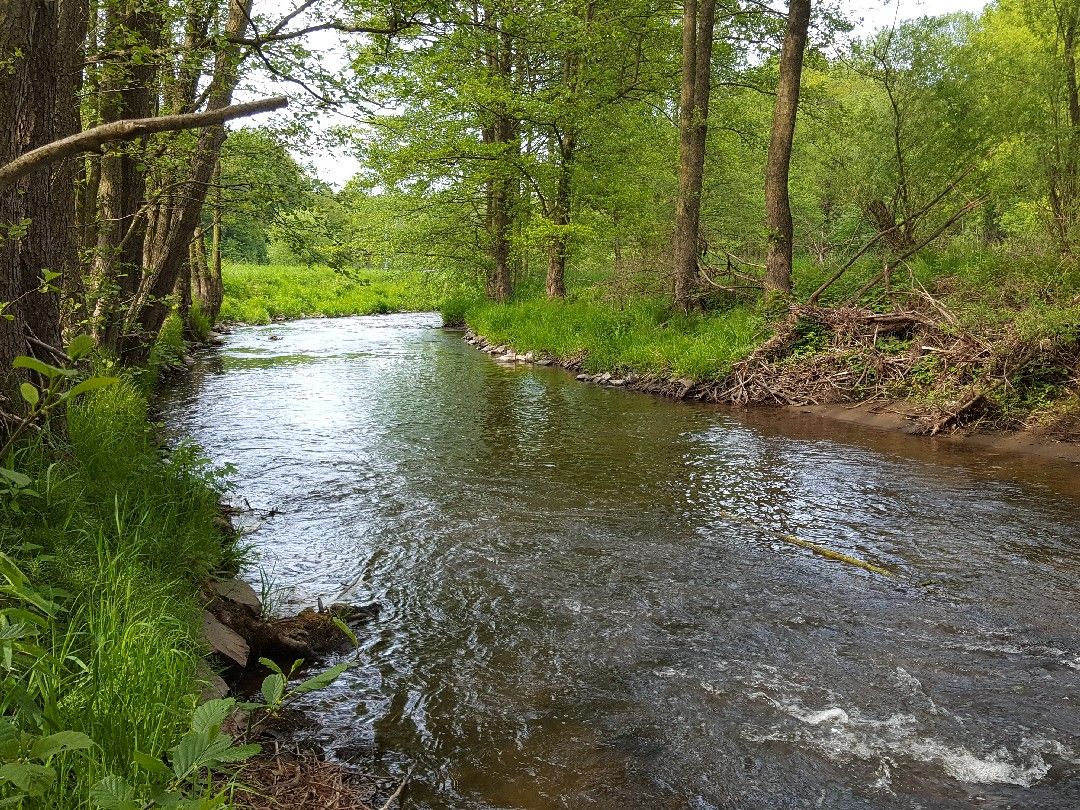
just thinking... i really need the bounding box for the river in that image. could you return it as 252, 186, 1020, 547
159, 312, 1080, 809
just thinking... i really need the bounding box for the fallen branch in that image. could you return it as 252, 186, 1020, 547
0, 96, 288, 192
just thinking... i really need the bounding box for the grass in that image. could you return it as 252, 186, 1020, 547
0, 379, 239, 807
220, 263, 445, 324
463, 294, 765, 380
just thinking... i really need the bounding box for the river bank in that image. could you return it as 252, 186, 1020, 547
461, 317, 1080, 464
0, 319, 393, 809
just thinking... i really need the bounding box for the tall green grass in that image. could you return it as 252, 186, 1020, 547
220, 263, 444, 324
1, 380, 237, 807
465, 295, 764, 380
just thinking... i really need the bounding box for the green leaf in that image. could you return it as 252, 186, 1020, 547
0, 468, 31, 489
30, 730, 94, 760
0, 761, 56, 796
65, 334, 95, 360
132, 749, 170, 775
292, 661, 350, 695
62, 376, 119, 400
260, 672, 285, 707
89, 774, 139, 810
190, 697, 234, 735
331, 614, 359, 647
169, 730, 214, 779
257, 657, 285, 677
12, 356, 73, 379
18, 383, 38, 407
208, 742, 260, 764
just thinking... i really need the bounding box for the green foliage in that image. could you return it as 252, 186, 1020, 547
146, 315, 187, 383
466, 292, 763, 380
0, 374, 243, 808
219, 263, 445, 324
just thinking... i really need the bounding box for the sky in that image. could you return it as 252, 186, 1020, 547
244, 0, 992, 187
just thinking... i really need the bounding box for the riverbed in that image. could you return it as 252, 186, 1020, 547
160, 312, 1080, 809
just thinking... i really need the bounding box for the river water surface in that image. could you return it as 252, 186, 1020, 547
160, 313, 1080, 809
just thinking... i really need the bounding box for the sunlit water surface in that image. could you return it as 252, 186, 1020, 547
160, 313, 1080, 809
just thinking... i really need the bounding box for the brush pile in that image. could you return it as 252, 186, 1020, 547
705, 304, 1079, 435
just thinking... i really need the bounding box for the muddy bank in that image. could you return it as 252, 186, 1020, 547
463, 328, 1080, 465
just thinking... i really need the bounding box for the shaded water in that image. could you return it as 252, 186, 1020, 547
160, 313, 1080, 809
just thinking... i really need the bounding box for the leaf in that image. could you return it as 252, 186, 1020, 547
331, 614, 359, 647
30, 730, 94, 760
89, 774, 139, 810
132, 749, 170, 775
257, 657, 284, 677
208, 742, 260, 764
292, 661, 350, 695
12, 356, 74, 379
0, 622, 28, 641
65, 334, 96, 360
260, 672, 285, 707
0, 468, 31, 489
0, 761, 56, 796
170, 730, 210, 779
18, 383, 38, 407
62, 376, 119, 400
189, 697, 234, 735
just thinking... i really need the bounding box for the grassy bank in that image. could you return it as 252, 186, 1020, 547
463, 296, 764, 380
0, 328, 241, 806
221, 263, 445, 324
453, 248, 1080, 436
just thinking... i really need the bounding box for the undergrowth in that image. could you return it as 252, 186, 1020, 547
0, 379, 240, 807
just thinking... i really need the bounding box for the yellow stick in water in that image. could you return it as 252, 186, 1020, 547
780, 534, 895, 577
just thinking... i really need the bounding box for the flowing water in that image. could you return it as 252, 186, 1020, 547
159, 313, 1080, 809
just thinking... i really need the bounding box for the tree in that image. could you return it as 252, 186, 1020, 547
763, 0, 810, 295
672, 0, 717, 312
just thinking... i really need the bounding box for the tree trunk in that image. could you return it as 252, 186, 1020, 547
763, 0, 811, 295
482, 11, 515, 303
546, 146, 573, 300
95, 0, 161, 351
1049, 9, 1080, 254
672, 0, 716, 312
126, 0, 252, 357
0, 0, 82, 395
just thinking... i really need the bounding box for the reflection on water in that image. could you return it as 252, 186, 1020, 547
160, 313, 1080, 809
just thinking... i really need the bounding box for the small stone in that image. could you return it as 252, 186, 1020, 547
516, 354, 528, 362
576, 373, 589, 381
600, 372, 612, 382
182, 355, 195, 367
537, 358, 552, 366
610, 379, 626, 386
524, 351, 535, 362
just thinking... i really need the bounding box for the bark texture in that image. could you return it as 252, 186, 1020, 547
763, 0, 811, 295
672, 0, 716, 312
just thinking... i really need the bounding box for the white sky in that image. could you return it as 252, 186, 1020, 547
242, 0, 992, 187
